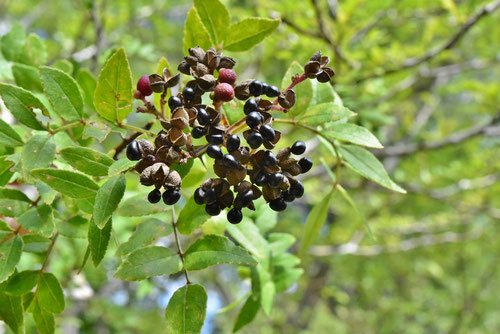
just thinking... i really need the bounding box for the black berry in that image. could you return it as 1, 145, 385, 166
269, 198, 287, 212
298, 158, 313, 173
282, 191, 295, 202
183, 87, 195, 101
261, 82, 270, 95
207, 145, 223, 159
254, 171, 266, 185
247, 132, 263, 149
226, 135, 240, 152
126, 140, 142, 161
263, 151, 278, 166
222, 154, 239, 168
244, 98, 259, 114
249, 80, 263, 96
163, 189, 181, 205
291, 141, 306, 155
246, 112, 262, 129
227, 208, 243, 224
267, 173, 284, 188
192, 127, 206, 138
197, 108, 211, 125
204, 189, 217, 204
168, 96, 183, 111
265, 85, 280, 97
148, 189, 161, 203
238, 190, 254, 207
207, 134, 224, 145
205, 203, 221, 216
290, 181, 304, 198
194, 187, 205, 205
259, 124, 276, 142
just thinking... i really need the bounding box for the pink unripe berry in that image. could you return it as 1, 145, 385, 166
218, 68, 237, 85
137, 75, 153, 96
214, 83, 235, 102
133, 90, 144, 100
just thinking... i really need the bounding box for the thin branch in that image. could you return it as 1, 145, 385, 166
281, 17, 322, 39
354, 0, 500, 83
40, 233, 59, 272
170, 207, 190, 284
90, 0, 105, 73
377, 112, 500, 157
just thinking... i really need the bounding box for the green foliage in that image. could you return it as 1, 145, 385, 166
165, 284, 207, 334
31, 169, 99, 198
93, 175, 126, 228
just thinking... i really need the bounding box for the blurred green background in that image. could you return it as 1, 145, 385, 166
1, 0, 499, 333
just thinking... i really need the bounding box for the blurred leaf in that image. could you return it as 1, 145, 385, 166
297, 102, 355, 126
12, 63, 42, 91
18, 204, 54, 238
299, 188, 334, 256
323, 123, 383, 148
76, 68, 97, 109
115, 246, 182, 281
177, 195, 210, 234
183, 8, 212, 53
60, 146, 114, 176
268, 233, 296, 254
33, 299, 55, 334
255, 262, 275, 316
0, 83, 46, 130
0, 23, 30, 64
226, 217, 268, 259
5, 271, 38, 296
339, 145, 406, 193
0, 235, 23, 283
281, 62, 312, 117
25, 33, 47, 66
93, 48, 133, 122
116, 219, 172, 256
88, 218, 112, 266
32, 168, 98, 198
0, 119, 23, 147
36, 272, 65, 313
40, 66, 84, 121
22, 135, 56, 173
184, 235, 257, 270
165, 284, 207, 334
224, 18, 280, 51
93, 175, 126, 228
0, 292, 23, 333
193, 0, 230, 45
233, 295, 260, 332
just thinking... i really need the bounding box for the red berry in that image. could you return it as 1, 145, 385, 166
218, 68, 237, 85
137, 75, 153, 96
133, 90, 144, 100
214, 83, 235, 102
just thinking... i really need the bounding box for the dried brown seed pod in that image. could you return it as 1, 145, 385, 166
278, 89, 296, 109
164, 170, 182, 188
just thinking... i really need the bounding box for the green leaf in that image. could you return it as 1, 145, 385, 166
60, 146, 114, 176
5, 271, 38, 296
40, 66, 84, 121
115, 246, 182, 281
324, 123, 383, 148
0, 235, 23, 283
33, 299, 55, 334
0, 187, 31, 217
22, 235, 50, 253
108, 158, 136, 176
297, 103, 355, 126
36, 272, 65, 314
12, 63, 43, 91
224, 18, 280, 51
0, 292, 24, 333
117, 193, 165, 217
268, 233, 296, 254
25, 33, 47, 66
22, 135, 56, 173
117, 219, 172, 257
226, 217, 268, 259
18, 204, 54, 238
339, 145, 406, 193
93, 48, 133, 122
0, 83, 46, 130
88, 219, 112, 266
184, 235, 257, 270
177, 195, 210, 234
183, 8, 212, 54
0, 119, 23, 147
76, 68, 97, 109
233, 295, 260, 332
336, 184, 374, 239
93, 175, 126, 228
254, 262, 275, 316
299, 188, 335, 256
281, 62, 312, 117
0, 23, 30, 64
165, 284, 207, 334
32, 168, 99, 198
193, 0, 230, 45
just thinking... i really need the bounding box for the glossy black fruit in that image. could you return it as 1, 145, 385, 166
246, 112, 262, 129
247, 132, 263, 149
204, 188, 217, 204
207, 134, 224, 145
197, 108, 211, 125
227, 208, 243, 224
183, 87, 195, 101
265, 85, 280, 98
263, 151, 278, 166
192, 127, 206, 138
194, 187, 205, 205
147, 189, 161, 203
298, 157, 313, 173
249, 80, 264, 96
244, 98, 259, 114
163, 189, 181, 205
126, 140, 142, 161
168, 96, 183, 110
282, 190, 295, 202
253, 171, 266, 185
222, 154, 239, 168
238, 190, 254, 207
259, 124, 276, 142
207, 145, 223, 159
290, 181, 304, 198
226, 135, 240, 152
269, 198, 287, 212
205, 203, 221, 216
291, 141, 306, 155
267, 173, 284, 188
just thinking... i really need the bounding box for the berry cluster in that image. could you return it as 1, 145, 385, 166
127, 48, 333, 223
